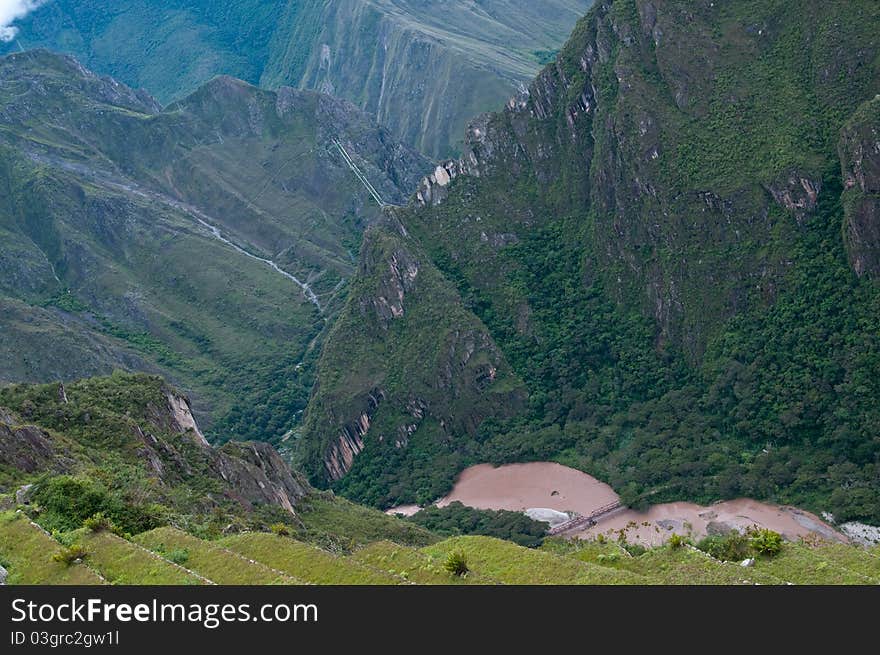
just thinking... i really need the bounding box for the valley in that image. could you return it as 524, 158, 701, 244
0, 0, 878, 588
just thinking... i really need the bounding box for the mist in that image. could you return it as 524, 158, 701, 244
0, 0, 46, 43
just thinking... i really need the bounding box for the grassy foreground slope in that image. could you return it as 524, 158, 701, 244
218, 533, 402, 585
0, 512, 104, 585
3, 511, 879, 585
135, 527, 302, 585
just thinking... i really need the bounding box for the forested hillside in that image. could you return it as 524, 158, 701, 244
302, 0, 880, 523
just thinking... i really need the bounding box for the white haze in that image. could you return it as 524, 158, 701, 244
0, 0, 46, 43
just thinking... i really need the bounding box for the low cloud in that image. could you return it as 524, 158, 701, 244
0, 1, 46, 43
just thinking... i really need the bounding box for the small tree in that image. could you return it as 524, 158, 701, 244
443, 551, 469, 577
668, 533, 687, 549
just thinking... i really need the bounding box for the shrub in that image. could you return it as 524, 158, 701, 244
269, 523, 291, 537
748, 528, 784, 557
620, 542, 647, 557
52, 545, 88, 566
83, 512, 115, 533
597, 552, 621, 563
443, 551, 469, 577
696, 532, 751, 562
668, 533, 690, 548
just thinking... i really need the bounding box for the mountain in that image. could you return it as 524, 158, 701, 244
0, 371, 435, 549
1, 0, 593, 157
0, 49, 430, 444
301, 0, 880, 523
1, 372, 877, 586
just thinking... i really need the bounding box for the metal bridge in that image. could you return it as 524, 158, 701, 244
546, 501, 624, 536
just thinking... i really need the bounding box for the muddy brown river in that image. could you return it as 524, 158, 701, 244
389, 462, 845, 546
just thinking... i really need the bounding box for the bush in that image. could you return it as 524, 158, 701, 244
443, 551, 469, 577
696, 532, 751, 562
748, 528, 784, 557
668, 533, 688, 549
83, 512, 115, 533
269, 523, 291, 537
597, 552, 621, 563
620, 541, 647, 557
52, 545, 88, 566
32, 475, 167, 534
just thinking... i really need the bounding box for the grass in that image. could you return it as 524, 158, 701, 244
134, 527, 303, 585
806, 543, 880, 581
218, 532, 404, 584
421, 535, 645, 585
296, 496, 436, 549
615, 546, 784, 585
0, 512, 104, 585
74, 530, 207, 585
751, 542, 880, 585
350, 541, 493, 585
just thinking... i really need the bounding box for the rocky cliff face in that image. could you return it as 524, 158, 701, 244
840, 96, 880, 277
406, 0, 879, 355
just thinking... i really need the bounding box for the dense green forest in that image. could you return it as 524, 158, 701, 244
407, 502, 549, 548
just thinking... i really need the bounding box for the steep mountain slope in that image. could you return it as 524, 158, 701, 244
303, 0, 880, 523
0, 371, 436, 553
0, 373, 312, 533
1, 0, 593, 157
296, 213, 527, 505
0, 49, 430, 443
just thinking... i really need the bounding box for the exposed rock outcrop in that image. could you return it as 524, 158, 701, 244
840, 96, 880, 277
215, 442, 312, 514
0, 410, 72, 476
301, 217, 527, 489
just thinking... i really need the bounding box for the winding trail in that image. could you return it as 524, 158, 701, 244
26, 151, 323, 311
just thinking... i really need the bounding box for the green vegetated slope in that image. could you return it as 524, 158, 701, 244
0, 49, 430, 446
0, 512, 105, 585
218, 532, 403, 585
3, 0, 593, 157
296, 216, 527, 505
303, 0, 880, 524
350, 541, 492, 585
294, 496, 436, 550
74, 529, 207, 585
135, 527, 301, 585
0, 370, 442, 555
547, 537, 880, 585
4, 507, 879, 585
0, 373, 314, 537
422, 535, 645, 584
